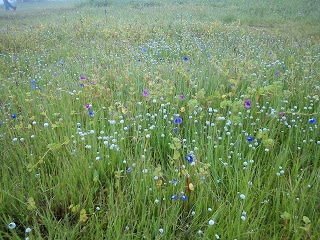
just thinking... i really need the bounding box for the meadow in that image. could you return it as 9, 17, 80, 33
0, 0, 319, 239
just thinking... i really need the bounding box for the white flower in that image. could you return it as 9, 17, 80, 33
43, 122, 49, 127
240, 194, 246, 200
25, 227, 32, 233
208, 219, 215, 226
8, 222, 16, 229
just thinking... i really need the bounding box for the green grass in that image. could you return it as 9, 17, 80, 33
0, 0, 319, 239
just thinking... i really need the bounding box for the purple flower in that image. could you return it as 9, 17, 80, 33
244, 99, 251, 109
183, 56, 189, 61
53, 72, 58, 77
141, 47, 147, 53
174, 116, 182, 124
86, 104, 91, 109
126, 167, 132, 173
279, 112, 285, 117
142, 89, 149, 97
80, 76, 87, 81
275, 71, 280, 76
180, 94, 185, 100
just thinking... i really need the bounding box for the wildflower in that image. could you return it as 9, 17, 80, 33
240, 194, 246, 200
241, 216, 246, 221
173, 127, 178, 133
88, 109, 94, 117
11, 114, 16, 119
309, 116, 316, 124
142, 89, 149, 97
183, 56, 189, 61
8, 222, 16, 229
208, 220, 215, 226
279, 112, 285, 117
180, 94, 185, 100
31, 80, 35, 90
173, 179, 179, 186
141, 47, 147, 52
174, 116, 183, 124
171, 195, 178, 200
275, 71, 280, 76
159, 228, 164, 234
244, 99, 251, 108
86, 104, 91, 109
80, 76, 87, 81
180, 195, 188, 201
126, 167, 132, 173
25, 227, 32, 233
43, 123, 49, 127
185, 153, 195, 164
247, 136, 254, 142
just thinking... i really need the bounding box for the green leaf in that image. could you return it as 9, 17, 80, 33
173, 150, 180, 160
93, 170, 99, 183
281, 211, 291, 220
47, 143, 61, 150
27, 197, 37, 210
303, 216, 311, 224
79, 209, 88, 223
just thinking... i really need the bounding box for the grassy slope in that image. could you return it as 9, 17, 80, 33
0, 0, 319, 239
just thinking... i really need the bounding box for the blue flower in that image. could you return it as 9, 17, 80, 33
180, 195, 188, 201
141, 47, 147, 53
126, 167, 132, 173
309, 116, 316, 124
185, 154, 195, 164
247, 136, 254, 142
183, 56, 189, 61
31, 79, 35, 90
172, 179, 179, 186
174, 116, 182, 124
173, 127, 178, 133
171, 195, 178, 200
88, 109, 94, 117
11, 114, 16, 119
